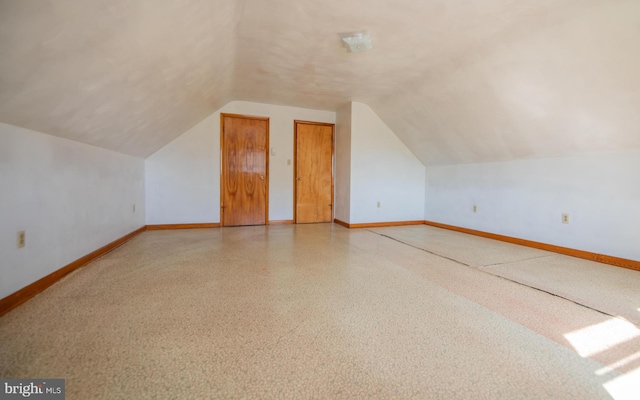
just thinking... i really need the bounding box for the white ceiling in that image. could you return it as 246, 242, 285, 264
1, 0, 639, 164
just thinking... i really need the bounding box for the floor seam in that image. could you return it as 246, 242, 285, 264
481, 254, 556, 268
368, 229, 632, 327
370, 231, 470, 267
487, 273, 632, 324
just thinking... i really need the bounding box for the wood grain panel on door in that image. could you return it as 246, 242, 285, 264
295, 121, 334, 223
221, 114, 269, 226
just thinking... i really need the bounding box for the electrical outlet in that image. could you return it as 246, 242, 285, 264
473, 205, 477, 213
132, 204, 136, 213
17, 231, 25, 248
377, 201, 381, 208
562, 213, 570, 224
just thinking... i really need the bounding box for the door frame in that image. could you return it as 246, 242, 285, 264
220, 113, 270, 227
293, 120, 335, 224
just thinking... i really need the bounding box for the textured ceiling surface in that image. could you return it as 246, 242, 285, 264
0, 0, 241, 157
1, 0, 639, 163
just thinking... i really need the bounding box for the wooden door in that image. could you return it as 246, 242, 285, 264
221, 114, 269, 226
295, 121, 334, 223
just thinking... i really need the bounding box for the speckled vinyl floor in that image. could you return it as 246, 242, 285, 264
1, 224, 639, 399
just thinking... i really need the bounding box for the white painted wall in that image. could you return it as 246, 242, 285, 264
146, 113, 219, 224
349, 102, 425, 224
0, 123, 145, 300
145, 101, 335, 224
334, 102, 352, 223
425, 151, 640, 261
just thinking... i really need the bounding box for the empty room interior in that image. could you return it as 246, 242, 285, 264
1, 0, 640, 399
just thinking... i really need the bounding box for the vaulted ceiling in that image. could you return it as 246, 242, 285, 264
1, 0, 639, 164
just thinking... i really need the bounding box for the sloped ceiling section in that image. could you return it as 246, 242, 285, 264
0, 0, 242, 157
369, 0, 640, 165
1, 0, 639, 163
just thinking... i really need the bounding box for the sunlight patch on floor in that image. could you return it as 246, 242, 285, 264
596, 352, 640, 376
563, 318, 640, 357
604, 367, 640, 400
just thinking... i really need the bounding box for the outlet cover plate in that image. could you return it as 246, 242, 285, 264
17, 231, 25, 248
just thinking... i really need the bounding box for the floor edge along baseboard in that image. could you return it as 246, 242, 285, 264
333, 219, 424, 229
146, 223, 220, 230
0, 226, 146, 317
333, 219, 350, 228
424, 220, 640, 272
